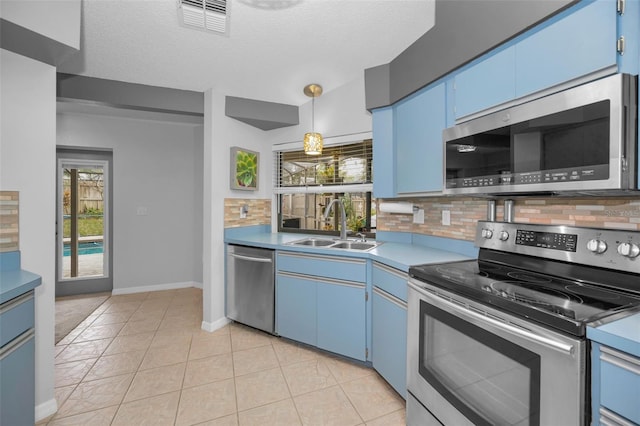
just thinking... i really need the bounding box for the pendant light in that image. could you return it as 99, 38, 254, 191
303, 83, 323, 155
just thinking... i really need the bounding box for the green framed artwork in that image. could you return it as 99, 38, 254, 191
230, 147, 259, 190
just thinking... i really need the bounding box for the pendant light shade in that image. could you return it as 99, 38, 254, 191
303, 132, 323, 155
303, 83, 323, 155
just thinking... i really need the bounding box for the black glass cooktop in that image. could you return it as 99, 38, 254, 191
409, 255, 640, 337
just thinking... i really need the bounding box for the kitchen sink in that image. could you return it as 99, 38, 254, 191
286, 238, 381, 251
330, 241, 378, 251
289, 238, 336, 247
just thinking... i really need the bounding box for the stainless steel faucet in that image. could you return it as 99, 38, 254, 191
324, 198, 348, 240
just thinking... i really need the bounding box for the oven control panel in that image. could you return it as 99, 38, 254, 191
515, 230, 578, 252
476, 221, 640, 273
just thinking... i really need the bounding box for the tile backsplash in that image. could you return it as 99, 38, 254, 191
0, 191, 19, 252
377, 196, 640, 242
224, 198, 271, 228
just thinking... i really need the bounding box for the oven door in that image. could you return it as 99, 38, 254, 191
407, 279, 586, 426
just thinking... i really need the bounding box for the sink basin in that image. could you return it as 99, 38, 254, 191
286, 237, 382, 251
288, 238, 335, 247
330, 241, 378, 251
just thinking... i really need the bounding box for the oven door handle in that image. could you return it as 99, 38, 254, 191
410, 282, 575, 356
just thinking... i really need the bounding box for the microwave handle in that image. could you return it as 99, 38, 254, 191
409, 281, 575, 356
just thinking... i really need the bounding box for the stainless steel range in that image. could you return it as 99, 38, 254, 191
407, 221, 640, 426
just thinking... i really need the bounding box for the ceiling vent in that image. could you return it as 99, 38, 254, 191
178, 0, 228, 35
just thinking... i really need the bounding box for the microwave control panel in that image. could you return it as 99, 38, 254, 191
449, 166, 608, 189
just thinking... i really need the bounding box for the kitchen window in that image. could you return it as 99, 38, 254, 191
274, 139, 375, 237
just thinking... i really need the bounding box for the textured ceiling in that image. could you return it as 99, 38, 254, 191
58, 0, 434, 106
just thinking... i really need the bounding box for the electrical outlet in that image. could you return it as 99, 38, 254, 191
240, 205, 249, 219
442, 210, 451, 226
136, 206, 148, 216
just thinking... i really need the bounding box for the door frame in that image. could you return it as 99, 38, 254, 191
55, 147, 114, 296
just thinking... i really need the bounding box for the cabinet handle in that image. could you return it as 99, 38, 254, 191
373, 262, 407, 280
599, 406, 635, 426
229, 253, 273, 263
373, 286, 407, 309
278, 251, 366, 265
601, 345, 640, 375
0, 328, 34, 361
277, 271, 364, 289
0, 290, 34, 315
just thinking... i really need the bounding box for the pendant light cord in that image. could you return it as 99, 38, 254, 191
311, 97, 315, 133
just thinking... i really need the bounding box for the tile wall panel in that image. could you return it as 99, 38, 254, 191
377, 197, 640, 242
0, 191, 19, 252
224, 198, 271, 228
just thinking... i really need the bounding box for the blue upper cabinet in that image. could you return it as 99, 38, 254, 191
515, 0, 618, 98
453, 0, 619, 120
454, 46, 516, 119
372, 106, 396, 198
395, 82, 446, 194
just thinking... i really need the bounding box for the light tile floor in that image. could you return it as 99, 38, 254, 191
43, 288, 406, 425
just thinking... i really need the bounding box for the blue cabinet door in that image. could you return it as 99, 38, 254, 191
372, 106, 396, 198
599, 345, 640, 424
515, 0, 617, 98
454, 46, 516, 119
0, 332, 35, 426
372, 287, 407, 398
316, 279, 366, 361
275, 273, 317, 346
395, 83, 446, 194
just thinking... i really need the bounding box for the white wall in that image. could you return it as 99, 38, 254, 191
268, 76, 372, 145
202, 89, 273, 330
0, 49, 57, 420
57, 113, 204, 291
0, 0, 81, 49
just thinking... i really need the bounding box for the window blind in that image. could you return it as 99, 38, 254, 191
274, 139, 373, 194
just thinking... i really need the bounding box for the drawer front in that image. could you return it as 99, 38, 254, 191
0, 291, 35, 347
600, 346, 640, 424
372, 262, 407, 302
277, 251, 366, 283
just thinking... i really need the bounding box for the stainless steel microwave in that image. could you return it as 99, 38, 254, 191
443, 73, 638, 195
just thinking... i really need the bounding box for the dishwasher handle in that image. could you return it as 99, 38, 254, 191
228, 252, 273, 263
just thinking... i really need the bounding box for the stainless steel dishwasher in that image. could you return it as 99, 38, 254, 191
226, 244, 275, 334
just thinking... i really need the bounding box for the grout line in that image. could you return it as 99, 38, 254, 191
52, 289, 405, 425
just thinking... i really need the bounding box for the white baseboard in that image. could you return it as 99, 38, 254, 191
35, 397, 58, 423
201, 316, 230, 332
111, 281, 202, 295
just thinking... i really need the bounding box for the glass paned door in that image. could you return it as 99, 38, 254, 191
62, 164, 105, 278
56, 150, 112, 296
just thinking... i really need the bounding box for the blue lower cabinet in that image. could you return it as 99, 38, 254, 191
275, 272, 317, 347
594, 343, 640, 425
0, 290, 36, 426
372, 286, 407, 398
0, 330, 35, 426
275, 251, 368, 361
317, 279, 366, 361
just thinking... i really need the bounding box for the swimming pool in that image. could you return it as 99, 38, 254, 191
63, 241, 104, 256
